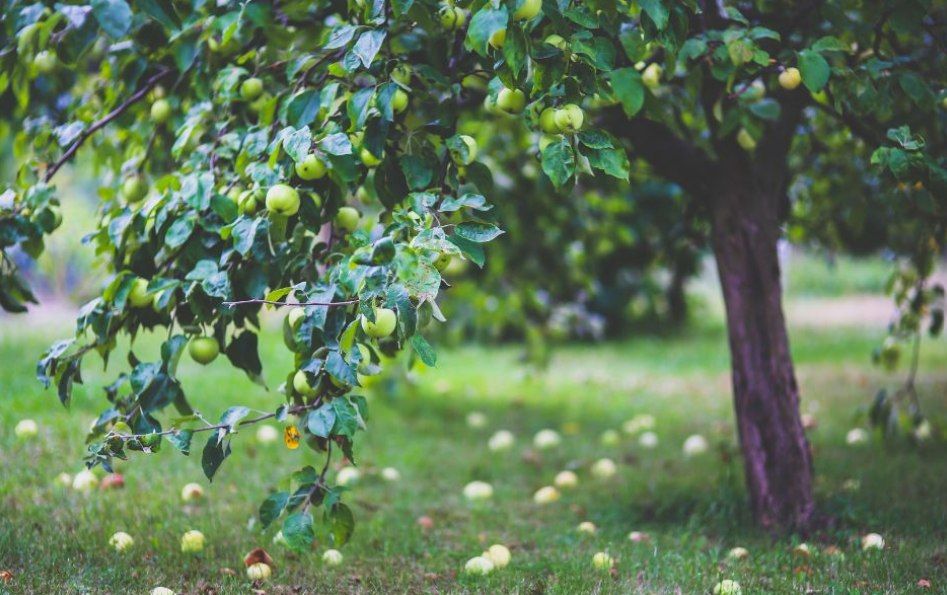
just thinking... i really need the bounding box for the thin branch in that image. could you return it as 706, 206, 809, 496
222, 297, 359, 309
44, 69, 174, 183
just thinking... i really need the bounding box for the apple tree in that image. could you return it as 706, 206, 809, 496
2, 0, 945, 538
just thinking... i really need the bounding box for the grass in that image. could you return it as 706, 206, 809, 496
784, 250, 894, 298
1, 316, 946, 593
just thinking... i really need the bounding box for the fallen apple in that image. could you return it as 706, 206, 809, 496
533, 485, 560, 505
483, 544, 511, 568
463, 480, 493, 501
591, 458, 617, 479
14, 419, 38, 439
533, 428, 561, 449
72, 469, 99, 493
488, 430, 515, 451
638, 431, 659, 449
682, 434, 709, 457
256, 425, 279, 444
464, 556, 494, 575
861, 533, 884, 551
554, 470, 578, 489
381, 467, 401, 482
466, 411, 488, 428
592, 551, 613, 570
109, 531, 135, 552
181, 482, 205, 502
713, 580, 742, 595
577, 521, 596, 535
323, 549, 344, 566
246, 562, 271, 581
180, 529, 206, 553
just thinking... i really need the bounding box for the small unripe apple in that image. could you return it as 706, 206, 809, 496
72, 469, 99, 492
361, 307, 397, 338
464, 556, 494, 575
554, 470, 578, 489
544, 34, 568, 50
181, 482, 205, 502
451, 135, 478, 165
642, 63, 663, 89
246, 562, 271, 581
463, 480, 493, 501
488, 28, 506, 49
14, 419, 38, 439
713, 580, 742, 595
439, 4, 466, 30
150, 99, 171, 124
496, 87, 526, 114
188, 336, 219, 365
293, 370, 317, 396
287, 307, 306, 328
483, 544, 511, 568
390, 89, 409, 113
335, 206, 361, 232
180, 530, 206, 553
434, 252, 453, 271
240, 77, 264, 101
742, 80, 766, 101
554, 104, 584, 132
109, 531, 135, 552
238, 191, 259, 215
33, 50, 57, 74
360, 147, 382, 167
391, 64, 412, 85
778, 67, 802, 90
539, 107, 560, 133
322, 549, 344, 566
592, 552, 613, 570
265, 184, 301, 216
295, 154, 327, 180
128, 278, 152, 308
533, 485, 560, 504
513, 0, 541, 20
122, 176, 148, 203
736, 128, 757, 151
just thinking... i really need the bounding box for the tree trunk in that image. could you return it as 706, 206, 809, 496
710, 182, 816, 532
666, 262, 689, 326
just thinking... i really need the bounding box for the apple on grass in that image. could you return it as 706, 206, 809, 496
181, 482, 205, 502
322, 549, 344, 566
591, 458, 617, 479
14, 419, 38, 439
533, 428, 561, 449
554, 470, 578, 489
72, 469, 99, 492
533, 485, 560, 504
256, 425, 279, 444
180, 530, 206, 553
188, 336, 219, 365
151, 588, 175, 595
246, 562, 271, 581
592, 552, 613, 570
464, 556, 494, 575
713, 580, 742, 595
109, 531, 134, 552
488, 430, 515, 451
466, 411, 487, 428
483, 544, 511, 568
381, 467, 401, 482
336, 466, 361, 486
577, 521, 596, 534
463, 480, 493, 501
683, 434, 709, 456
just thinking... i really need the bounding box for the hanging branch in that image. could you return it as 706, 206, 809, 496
43, 68, 174, 183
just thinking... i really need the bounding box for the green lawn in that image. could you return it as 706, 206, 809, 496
1, 317, 945, 593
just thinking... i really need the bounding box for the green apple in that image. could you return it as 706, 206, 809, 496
240, 77, 264, 101
287, 307, 306, 328
496, 87, 526, 114
438, 4, 466, 30
14, 419, 38, 439
554, 104, 584, 132
360, 147, 382, 167
361, 307, 397, 338
544, 34, 568, 50
295, 154, 327, 180
226, 186, 243, 202
513, 0, 542, 21
265, 184, 300, 216
293, 369, 317, 396
390, 89, 409, 113
778, 67, 802, 91
150, 99, 171, 124
238, 191, 259, 215
180, 530, 206, 553
127, 278, 152, 308
122, 176, 148, 203
246, 562, 271, 581
434, 252, 452, 271
188, 336, 219, 365
33, 50, 57, 74
736, 128, 757, 151
488, 28, 506, 49
642, 63, 663, 89
335, 206, 361, 232
451, 135, 478, 165
743, 80, 766, 101
539, 107, 560, 133
391, 64, 412, 85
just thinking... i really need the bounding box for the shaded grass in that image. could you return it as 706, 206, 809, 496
1, 319, 945, 593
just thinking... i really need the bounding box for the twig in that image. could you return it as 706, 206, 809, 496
44, 69, 174, 183
222, 297, 359, 309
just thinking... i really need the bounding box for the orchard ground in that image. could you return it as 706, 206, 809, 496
2, 275, 946, 593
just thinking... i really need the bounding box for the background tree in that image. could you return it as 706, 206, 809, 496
1, 0, 944, 540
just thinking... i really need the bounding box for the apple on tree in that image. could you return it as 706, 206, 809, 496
127, 278, 152, 308
240, 77, 264, 102
295, 154, 327, 180
121, 175, 148, 203
188, 336, 219, 365
488, 28, 507, 49
512, 0, 541, 20
778, 67, 802, 90
32, 50, 56, 74
496, 87, 526, 114
438, 3, 466, 30
150, 99, 171, 124
361, 307, 397, 339
265, 184, 301, 216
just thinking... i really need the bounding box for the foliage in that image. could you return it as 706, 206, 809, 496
1, 0, 945, 540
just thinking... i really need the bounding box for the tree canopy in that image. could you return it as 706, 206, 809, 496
1, 0, 944, 540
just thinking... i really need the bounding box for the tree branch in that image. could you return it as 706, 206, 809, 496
43, 68, 173, 183
602, 107, 719, 201
222, 297, 359, 309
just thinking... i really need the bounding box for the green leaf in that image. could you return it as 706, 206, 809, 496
324, 24, 357, 50
749, 99, 781, 121
454, 222, 504, 243
282, 511, 315, 552
811, 36, 847, 52
608, 68, 645, 117
219, 406, 250, 431
167, 429, 193, 456
798, 49, 830, 92
331, 397, 362, 437
466, 7, 508, 56
307, 405, 336, 438
225, 332, 265, 385
165, 213, 196, 248
259, 491, 289, 528
352, 30, 386, 68
285, 90, 321, 128
91, 0, 132, 38
282, 127, 311, 165
326, 502, 355, 546
585, 146, 630, 180
541, 139, 576, 188
898, 72, 934, 109
411, 334, 437, 367
201, 433, 231, 481
638, 0, 669, 30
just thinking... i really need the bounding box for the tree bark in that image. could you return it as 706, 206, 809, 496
710, 178, 816, 532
